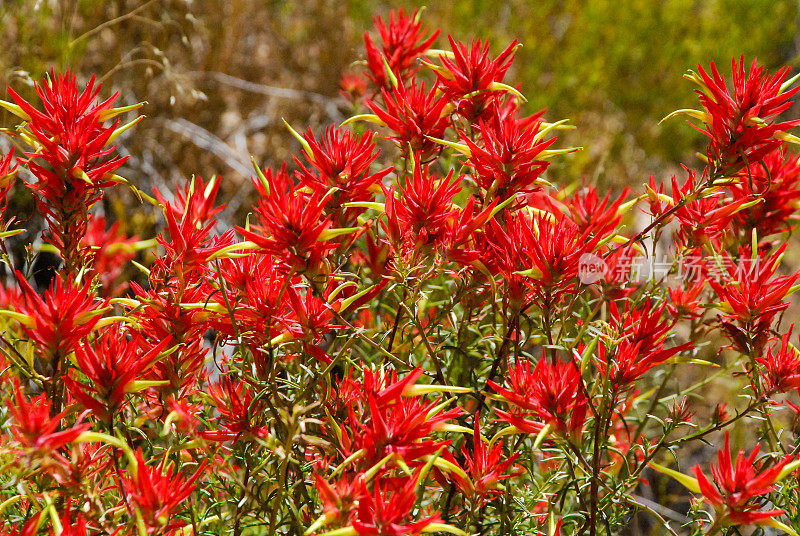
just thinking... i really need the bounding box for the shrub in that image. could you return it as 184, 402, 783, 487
1, 8, 800, 536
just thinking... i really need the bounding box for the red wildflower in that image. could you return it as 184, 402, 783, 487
382, 160, 462, 254
6, 381, 90, 454
8, 72, 127, 197
463, 108, 557, 201
131, 282, 211, 397
0, 515, 39, 536
608, 299, 691, 365
692, 432, 794, 526
239, 165, 336, 274
155, 175, 225, 228
295, 126, 392, 226
728, 147, 800, 237
344, 390, 462, 465
667, 280, 706, 319
552, 186, 631, 239
11, 274, 104, 368
456, 416, 521, 500
688, 57, 800, 175
52, 503, 89, 536
366, 78, 450, 160
488, 355, 587, 441
758, 327, 800, 393
337, 366, 461, 465
485, 210, 600, 310
593, 339, 672, 391
152, 185, 235, 284
670, 170, 748, 249
364, 9, 438, 88
8, 71, 134, 269
123, 450, 206, 532
351, 471, 442, 536
443, 195, 497, 266
432, 37, 519, 120
283, 284, 343, 364
200, 376, 271, 442
596, 300, 692, 388
314, 473, 366, 524
708, 244, 800, 351
65, 325, 171, 420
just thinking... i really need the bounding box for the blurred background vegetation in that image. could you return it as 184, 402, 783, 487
0, 0, 798, 232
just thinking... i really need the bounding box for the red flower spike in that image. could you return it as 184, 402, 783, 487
123, 450, 206, 532
346, 390, 462, 465
154, 175, 225, 228
690, 57, 800, 175
212, 253, 291, 372
381, 160, 462, 254
295, 126, 392, 226
364, 9, 439, 88
239, 165, 336, 274
6, 381, 90, 455
315, 473, 367, 524
131, 283, 211, 397
758, 327, 800, 393
12, 273, 105, 367
670, 169, 747, 250
457, 416, 521, 501
335, 366, 461, 465
153, 190, 235, 284
551, 186, 631, 239
608, 299, 691, 364
367, 78, 450, 161
464, 107, 556, 201
351, 471, 442, 536
708, 244, 800, 349
488, 355, 587, 441
692, 432, 794, 526
729, 147, 800, 237
595, 300, 692, 388
65, 325, 172, 420
434, 37, 519, 120
443, 195, 498, 266
8, 71, 127, 193
667, 280, 706, 319
200, 376, 271, 442
484, 210, 600, 310
8, 71, 132, 269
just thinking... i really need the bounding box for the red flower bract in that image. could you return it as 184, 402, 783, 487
382, 160, 462, 254
123, 450, 206, 531
364, 9, 438, 88
351, 471, 442, 536
489, 355, 587, 441
693, 432, 794, 526
239, 165, 336, 274
6, 381, 89, 455
433, 37, 518, 120
8, 71, 132, 269
691, 57, 800, 174
65, 325, 171, 420
367, 78, 450, 161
